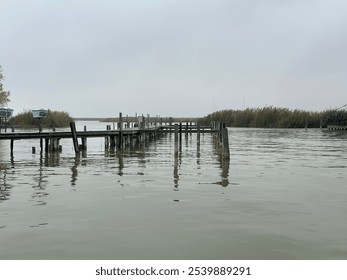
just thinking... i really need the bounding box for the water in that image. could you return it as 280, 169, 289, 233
1, 123, 346, 259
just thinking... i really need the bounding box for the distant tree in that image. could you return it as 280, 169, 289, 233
0, 65, 11, 106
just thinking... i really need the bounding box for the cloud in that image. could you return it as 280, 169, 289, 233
1, 0, 347, 116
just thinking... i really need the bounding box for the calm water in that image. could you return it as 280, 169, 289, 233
1, 123, 347, 260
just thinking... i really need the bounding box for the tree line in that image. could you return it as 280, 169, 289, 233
200, 107, 347, 128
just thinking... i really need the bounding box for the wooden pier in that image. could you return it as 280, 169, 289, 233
0, 117, 230, 159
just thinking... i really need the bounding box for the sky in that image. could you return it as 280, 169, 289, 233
1, 0, 347, 118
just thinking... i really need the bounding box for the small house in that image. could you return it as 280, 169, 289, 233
0, 107, 13, 118
32, 109, 48, 119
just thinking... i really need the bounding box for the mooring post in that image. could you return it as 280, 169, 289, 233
105, 125, 110, 149
45, 138, 49, 152
40, 138, 43, 153
70, 122, 79, 154
219, 123, 223, 144
10, 140, 14, 155
118, 112, 123, 149
174, 124, 179, 155
197, 122, 201, 144
179, 122, 182, 143
81, 125, 87, 150
222, 127, 230, 159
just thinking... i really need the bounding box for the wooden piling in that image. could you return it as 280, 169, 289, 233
10, 140, 14, 155
179, 122, 182, 143
81, 125, 87, 150
45, 138, 49, 152
174, 124, 179, 155
197, 122, 201, 143
109, 136, 115, 148
119, 112, 123, 149
222, 127, 230, 159
70, 122, 80, 154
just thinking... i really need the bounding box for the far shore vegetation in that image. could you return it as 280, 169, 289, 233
9, 109, 74, 128
5, 106, 347, 129
200, 107, 347, 128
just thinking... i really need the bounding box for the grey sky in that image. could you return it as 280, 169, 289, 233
1, 0, 346, 117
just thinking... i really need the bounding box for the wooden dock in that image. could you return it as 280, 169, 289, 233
0, 119, 229, 158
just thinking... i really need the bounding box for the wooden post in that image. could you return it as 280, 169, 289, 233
32, 147, 36, 154
118, 112, 123, 149
80, 125, 87, 150
222, 127, 230, 159
197, 122, 201, 144
179, 122, 182, 143
70, 122, 79, 154
10, 140, 14, 155
40, 138, 43, 153
174, 124, 179, 156
45, 138, 49, 152
110, 136, 116, 148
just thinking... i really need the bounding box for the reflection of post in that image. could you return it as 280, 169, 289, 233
173, 151, 179, 189
71, 155, 80, 186
0, 169, 11, 202
117, 150, 124, 176
197, 138, 201, 167
220, 158, 230, 187
197, 122, 201, 144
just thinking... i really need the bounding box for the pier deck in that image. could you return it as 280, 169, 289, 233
0, 121, 227, 157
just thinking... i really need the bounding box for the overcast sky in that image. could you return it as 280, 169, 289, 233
1, 0, 346, 117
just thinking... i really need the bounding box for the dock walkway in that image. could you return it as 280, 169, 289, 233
0, 121, 225, 156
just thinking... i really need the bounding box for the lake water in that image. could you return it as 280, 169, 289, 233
1, 123, 347, 260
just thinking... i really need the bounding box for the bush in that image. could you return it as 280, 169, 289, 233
9, 109, 73, 128
200, 107, 323, 128
321, 109, 347, 126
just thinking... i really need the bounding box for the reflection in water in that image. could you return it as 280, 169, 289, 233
197, 140, 201, 168
219, 157, 230, 187
173, 152, 179, 189
117, 150, 124, 176
71, 155, 80, 186
1, 127, 347, 260
0, 168, 11, 203
31, 155, 49, 206
211, 134, 230, 187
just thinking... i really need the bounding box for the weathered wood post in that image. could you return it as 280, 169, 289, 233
45, 138, 49, 152
219, 122, 223, 144
70, 122, 79, 154
81, 125, 87, 150
222, 126, 230, 159
10, 139, 14, 156
180, 122, 182, 143
40, 138, 43, 153
197, 122, 201, 144
105, 125, 110, 149
174, 124, 179, 156
118, 112, 123, 149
